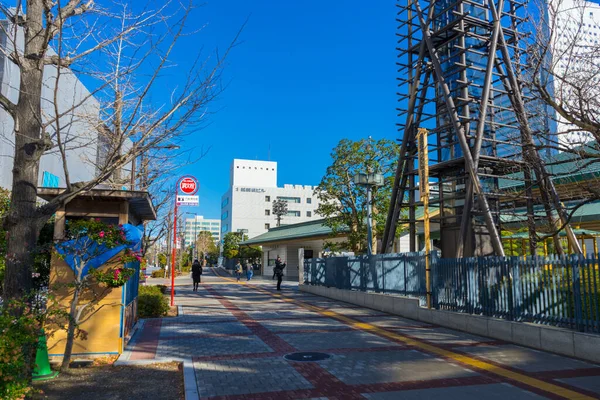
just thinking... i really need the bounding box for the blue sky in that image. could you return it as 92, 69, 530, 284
173, 1, 398, 218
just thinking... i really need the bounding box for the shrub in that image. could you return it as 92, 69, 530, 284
0, 301, 41, 399
138, 286, 169, 318
151, 269, 165, 278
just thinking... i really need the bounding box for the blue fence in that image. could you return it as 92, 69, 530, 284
303, 253, 600, 333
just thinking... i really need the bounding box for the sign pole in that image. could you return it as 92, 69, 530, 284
170, 175, 199, 307
170, 194, 178, 307
417, 128, 432, 309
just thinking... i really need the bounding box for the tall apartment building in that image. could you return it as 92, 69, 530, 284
548, 0, 600, 147
220, 159, 321, 239
183, 216, 221, 246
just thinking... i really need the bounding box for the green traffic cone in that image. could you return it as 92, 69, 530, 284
32, 330, 59, 381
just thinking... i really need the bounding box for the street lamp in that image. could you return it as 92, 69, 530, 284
353, 173, 384, 256
236, 229, 248, 262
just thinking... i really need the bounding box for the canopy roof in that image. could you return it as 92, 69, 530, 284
242, 219, 348, 246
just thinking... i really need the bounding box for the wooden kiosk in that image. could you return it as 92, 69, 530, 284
38, 188, 156, 359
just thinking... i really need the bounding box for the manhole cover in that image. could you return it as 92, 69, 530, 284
284, 352, 331, 362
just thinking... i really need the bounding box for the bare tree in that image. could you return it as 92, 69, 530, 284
522, 0, 600, 249
527, 0, 600, 151
0, 0, 240, 301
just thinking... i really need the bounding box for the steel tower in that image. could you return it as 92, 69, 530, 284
382, 0, 581, 257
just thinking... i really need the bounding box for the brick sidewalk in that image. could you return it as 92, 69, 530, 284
122, 269, 600, 399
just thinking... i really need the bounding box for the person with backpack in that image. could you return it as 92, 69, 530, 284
273, 256, 286, 291
235, 260, 243, 282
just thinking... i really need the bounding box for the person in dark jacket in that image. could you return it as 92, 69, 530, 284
192, 259, 202, 291
273, 256, 286, 291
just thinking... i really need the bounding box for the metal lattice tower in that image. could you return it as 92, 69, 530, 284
382, 0, 582, 257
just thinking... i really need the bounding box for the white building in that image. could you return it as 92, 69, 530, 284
548, 0, 600, 147
0, 17, 101, 189
183, 215, 221, 246
221, 159, 321, 239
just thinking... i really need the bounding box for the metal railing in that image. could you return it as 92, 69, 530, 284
304, 253, 600, 333
304, 252, 433, 305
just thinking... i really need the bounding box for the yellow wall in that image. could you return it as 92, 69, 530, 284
46, 253, 125, 357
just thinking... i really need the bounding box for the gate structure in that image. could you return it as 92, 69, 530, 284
382, 0, 582, 257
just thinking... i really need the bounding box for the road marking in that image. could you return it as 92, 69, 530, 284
209, 270, 595, 400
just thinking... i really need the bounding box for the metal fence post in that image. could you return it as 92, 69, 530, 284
572, 255, 584, 332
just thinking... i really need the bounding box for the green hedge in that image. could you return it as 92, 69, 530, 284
151, 269, 165, 278
138, 286, 169, 318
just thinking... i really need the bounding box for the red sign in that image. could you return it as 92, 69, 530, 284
179, 176, 198, 195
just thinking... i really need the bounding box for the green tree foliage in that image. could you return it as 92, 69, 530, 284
315, 138, 400, 254
222, 232, 262, 260
0, 189, 51, 295
157, 253, 168, 268
223, 232, 244, 259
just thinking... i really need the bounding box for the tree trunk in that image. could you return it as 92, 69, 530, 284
61, 284, 81, 372
3, 1, 50, 301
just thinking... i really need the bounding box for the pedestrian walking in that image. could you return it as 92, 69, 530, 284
235, 260, 243, 282
246, 260, 254, 281
192, 259, 202, 291
273, 256, 286, 291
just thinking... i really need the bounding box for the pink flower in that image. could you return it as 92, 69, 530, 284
99, 231, 105, 238
114, 269, 121, 279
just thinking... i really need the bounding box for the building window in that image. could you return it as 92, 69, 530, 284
221, 197, 229, 208
265, 209, 270, 216
307, 211, 312, 217
306, 197, 312, 204
286, 210, 301, 217
221, 224, 228, 232
221, 211, 228, 220
265, 223, 270, 230
277, 196, 301, 203
265, 195, 270, 202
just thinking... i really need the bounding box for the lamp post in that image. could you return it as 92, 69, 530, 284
236, 229, 248, 262
353, 173, 384, 256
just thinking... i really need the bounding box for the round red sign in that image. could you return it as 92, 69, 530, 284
179, 176, 198, 195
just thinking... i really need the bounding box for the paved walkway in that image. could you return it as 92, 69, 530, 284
121, 268, 600, 399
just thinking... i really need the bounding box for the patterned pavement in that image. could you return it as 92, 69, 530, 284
122, 269, 600, 399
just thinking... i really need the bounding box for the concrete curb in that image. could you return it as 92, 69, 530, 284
115, 356, 199, 399
183, 358, 199, 400
299, 284, 600, 364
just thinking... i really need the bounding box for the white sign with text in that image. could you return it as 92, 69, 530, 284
177, 195, 199, 206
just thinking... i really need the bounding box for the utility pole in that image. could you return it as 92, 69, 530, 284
417, 128, 432, 309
